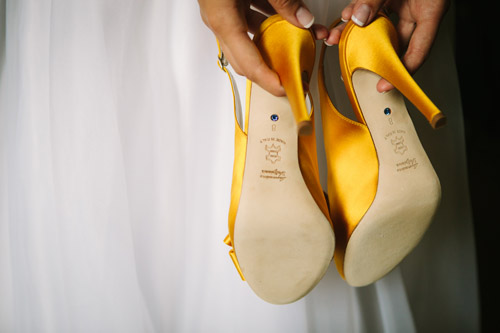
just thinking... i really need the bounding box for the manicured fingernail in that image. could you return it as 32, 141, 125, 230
341, 17, 349, 23
324, 38, 333, 46
296, 7, 315, 29
351, 4, 370, 26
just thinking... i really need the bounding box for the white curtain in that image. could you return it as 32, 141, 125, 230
0, 0, 479, 331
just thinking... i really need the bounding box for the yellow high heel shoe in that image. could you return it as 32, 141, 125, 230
220, 15, 335, 304
319, 14, 443, 287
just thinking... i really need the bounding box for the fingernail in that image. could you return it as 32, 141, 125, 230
296, 7, 315, 29
351, 4, 370, 27
341, 17, 349, 23
324, 38, 333, 46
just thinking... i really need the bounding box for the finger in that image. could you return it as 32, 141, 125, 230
376, 78, 394, 92
350, 0, 387, 27
268, 0, 315, 29
395, 17, 417, 52
341, 2, 355, 22
401, 18, 439, 75
219, 34, 285, 96
324, 22, 346, 46
376, 18, 439, 93
397, 0, 449, 73
376, 17, 416, 92
311, 24, 329, 40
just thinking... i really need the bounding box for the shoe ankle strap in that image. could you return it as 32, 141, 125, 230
217, 40, 244, 131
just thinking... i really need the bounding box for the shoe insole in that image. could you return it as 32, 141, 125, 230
344, 69, 441, 286
234, 83, 335, 304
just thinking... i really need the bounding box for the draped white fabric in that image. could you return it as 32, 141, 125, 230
0, 0, 479, 331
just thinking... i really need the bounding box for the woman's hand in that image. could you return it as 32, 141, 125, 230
325, 0, 450, 92
198, 0, 323, 96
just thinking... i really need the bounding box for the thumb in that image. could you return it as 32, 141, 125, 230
268, 0, 315, 29
348, 0, 386, 27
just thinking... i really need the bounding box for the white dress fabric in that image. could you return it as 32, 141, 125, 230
0, 0, 479, 332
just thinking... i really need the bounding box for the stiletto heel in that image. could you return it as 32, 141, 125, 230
254, 15, 316, 135
339, 14, 446, 128
319, 15, 442, 287
221, 15, 335, 304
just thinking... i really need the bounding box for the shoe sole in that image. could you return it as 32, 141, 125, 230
344, 70, 441, 286
234, 83, 335, 304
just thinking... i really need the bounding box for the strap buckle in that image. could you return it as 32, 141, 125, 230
218, 51, 228, 71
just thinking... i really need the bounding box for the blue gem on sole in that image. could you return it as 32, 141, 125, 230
270, 114, 279, 121
384, 108, 391, 115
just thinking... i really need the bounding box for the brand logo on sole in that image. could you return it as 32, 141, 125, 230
391, 136, 408, 155
265, 144, 281, 163
260, 169, 286, 181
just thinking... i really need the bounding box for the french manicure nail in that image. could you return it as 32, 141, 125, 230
351, 4, 370, 27
324, 38, 333, 46
296, 7, 315, 29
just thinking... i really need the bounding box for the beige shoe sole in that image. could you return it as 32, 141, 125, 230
234, 84, 335, 304
344, 70, 441, 287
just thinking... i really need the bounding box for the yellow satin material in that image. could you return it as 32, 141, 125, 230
217, 39, 247, 280
223, 235, 245, 280
339, 14, 445, 128
226, 105, 247, 280
297, 97, 332, 222
319, 22, 378, 278
222, 15, 332, 280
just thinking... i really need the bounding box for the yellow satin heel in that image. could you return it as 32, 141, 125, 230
221, 15, 335, 304
339, 14, 446, 128
320, 14, 442, 286
254, 15, 316, 135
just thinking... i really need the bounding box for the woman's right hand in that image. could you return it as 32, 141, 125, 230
324, 0, 450, 92
198, 0, 322, 96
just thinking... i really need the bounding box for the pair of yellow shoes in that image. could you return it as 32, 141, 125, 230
219, 14, 443, 304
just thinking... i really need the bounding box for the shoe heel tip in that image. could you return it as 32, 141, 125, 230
431, 114, 446, 129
